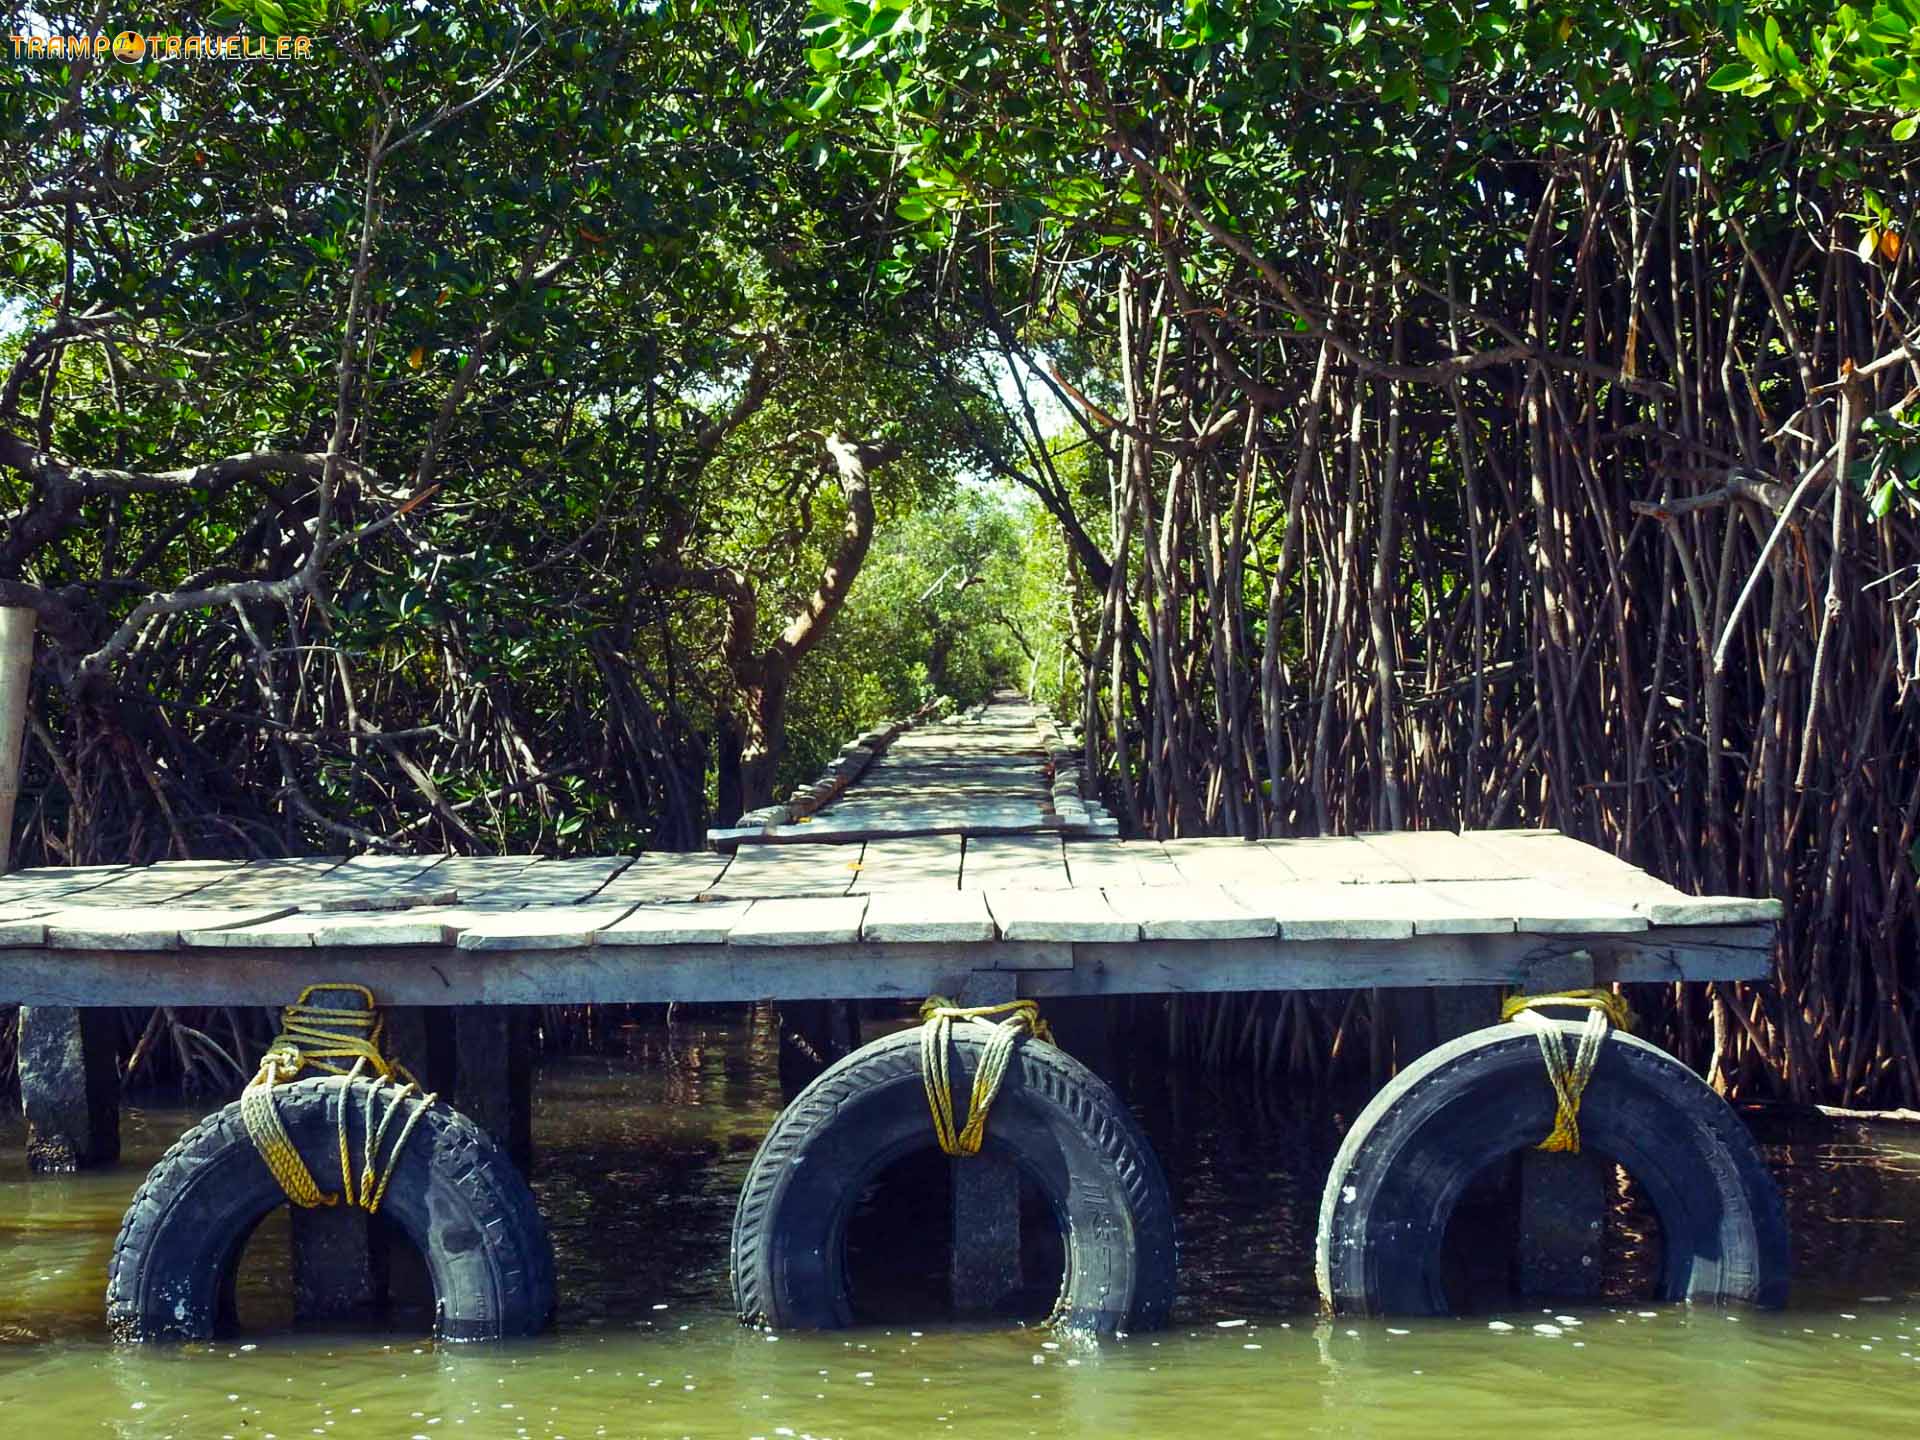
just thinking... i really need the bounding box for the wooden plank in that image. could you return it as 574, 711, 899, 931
45, 905, 295, 951
849, 834, 963, 893
599, 900, 755, 946
727, 896, 868, 947
1261, 836, 1413, 885
1636, 894, 1783, 925
292, 907, 491, 947
961, 834, 1068, 891
1159, 837, 1300, 886
455, 905, 636, 951
457, 856, 631, 906
1356, 830, 1526, 882
181, 913, 327, 949
292, 853, 452, 909
0, 925, 1766, 1007
595, 853, 730, 903
1425, 879, 1648, 934
0, 905, 51, 945
1043, 925, 1774, 995
1100, 884, 1275, 940
1225, 883, 1416, 940
1460, 831, 1783, 926
983, 888, 1135, 942
710, 844, 863, 899
0, 864, 131, 907
861, 889, 997, 943
1062, 841, 1182, 889
70, 861, 237, 905
172, 857, 348, 907
1457, 829, 1642, 876
417, 855, 543, 899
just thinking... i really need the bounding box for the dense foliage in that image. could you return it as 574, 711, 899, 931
4, 0, 1918, 1101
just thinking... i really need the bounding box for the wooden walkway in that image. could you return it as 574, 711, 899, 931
0, 696, 1779, 1008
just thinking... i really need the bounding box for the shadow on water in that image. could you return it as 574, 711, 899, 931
0, 1012, 1917, 1437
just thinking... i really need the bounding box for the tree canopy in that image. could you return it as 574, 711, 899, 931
3, 0, 1918, 1102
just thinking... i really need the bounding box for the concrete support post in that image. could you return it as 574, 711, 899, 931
290, 1206, 383, 1323
19, 1005, 120, 1171
1514, 953, 1607, 1300
453, 1006, 534, 1174
948, 971, 1022, 1314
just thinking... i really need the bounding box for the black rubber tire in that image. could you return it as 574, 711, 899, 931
731, 1025, 1177, 1335
1316, 1019, 1790, 1315
107, 1077, 555, 1341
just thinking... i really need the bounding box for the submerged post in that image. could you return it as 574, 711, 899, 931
1514, 954, 1608, 1299
949, 972, 1023, 1313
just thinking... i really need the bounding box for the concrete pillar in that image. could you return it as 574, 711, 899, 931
948, 972, 1022, 1314
290, 1205, 384, 1323
776, 999, 859, 1099
19, 1005, 120, 1171
1381, 968, 1608, 1300
452, 1006, 534, 1173
1513, 954, 1607, 1300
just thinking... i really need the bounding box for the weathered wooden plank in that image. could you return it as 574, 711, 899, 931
1160, 837, 1300, 887
285, 907, 493, 947
984, 887, 1135, 942
1426, 879, 1648, 934
0, 905, 52, 945
728, 896, 868, 946
1043, 924, 1774, 996
457, 856, 631, 906
1261, 836, 1413, 885
861, 889, 997, 943
45, 905, 296, 951
455, 904, 636, 951
961, 834, 1068, 891
417, 855, 543, 899
595, 852, 730, 903
181, 913, 328, 949
1459, 831, 1783, 926
166, 857, 348, 907
850, 834, 964, 893
710, 844, 863, 898
291, 853, 452, 909
1636, 894, 1783, 925
1226, 883, 1417, 939
69, 861, 237, 906
599, 900, 754, 946
0, 924, 1767, 1006
0, 864, 131, 907
1356, 830, 1526, 882
1061, 841, 1182, 889
1100, 883, 1275, 940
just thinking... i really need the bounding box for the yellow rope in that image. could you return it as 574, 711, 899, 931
917, 997, 1053, 1157
240, 983, 438, 1212
1500, 988, 1634, 1154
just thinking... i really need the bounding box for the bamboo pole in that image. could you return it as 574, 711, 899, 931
0, 607, 35, 874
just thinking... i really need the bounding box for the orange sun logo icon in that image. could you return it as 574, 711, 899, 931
111, 31, 146, 63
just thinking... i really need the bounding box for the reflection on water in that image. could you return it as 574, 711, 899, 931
0, 1011, 1916, 1437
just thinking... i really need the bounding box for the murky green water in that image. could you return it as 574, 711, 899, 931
2, 1015, 1917, 1437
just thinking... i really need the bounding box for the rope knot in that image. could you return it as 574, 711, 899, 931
1500, 988, 1633, 1154
240, 983, 437, 1213
918, 996, 1053, 1157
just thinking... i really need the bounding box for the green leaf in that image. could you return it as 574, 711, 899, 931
1707, 62, 1756, 91
1894, 113, 1920, 141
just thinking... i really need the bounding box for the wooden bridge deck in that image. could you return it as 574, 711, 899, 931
0, 698, 1779, 1008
